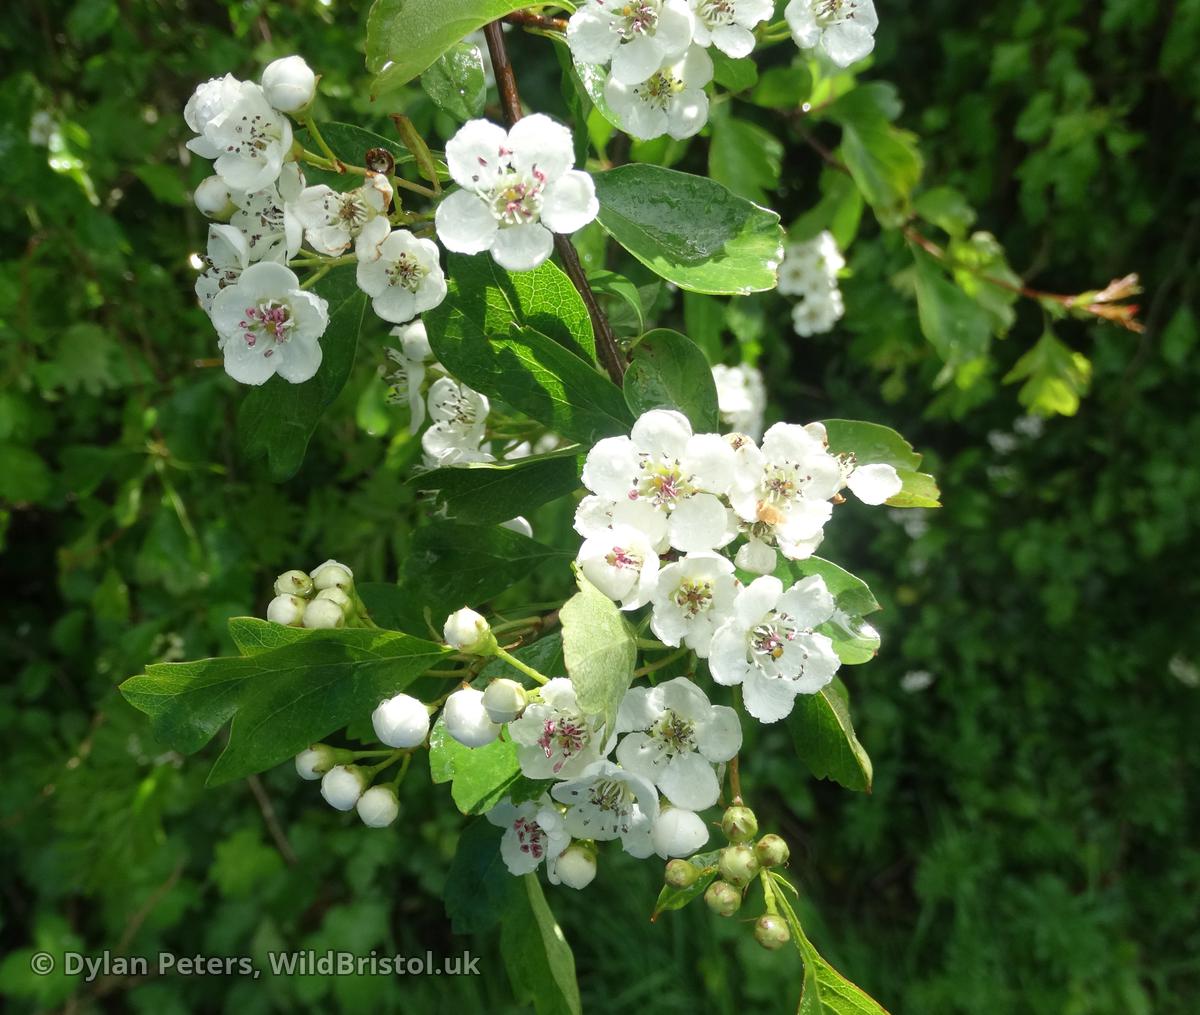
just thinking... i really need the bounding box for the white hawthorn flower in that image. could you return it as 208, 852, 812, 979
605, 46, 713, 141
709, 574, 840, 723
651, 806, 710, 857
189, 78, 294, 193
551, 761, 660, 855
442, 687, 502, 747
778, 232, 845, 297
372, 693, 431, 748
261, 54, 317, 113
576, 523, 661, 610
785, 0, 878, 67
650, 552, 737, 657
384, 320, 433, 431
615, 677, 740, 809
791, 286, 845, 336
573, 494, 669, 552
357, 785, 400, 827
293, 172, 393, 257
435, 114, 598, 272
209, 261, 329, 386
581, 409, 737, 553
689, 0, 774, 58
712, 363, 767, 440
195, 224, 250, 313
229, 162, 305, 264
355, 228, 447, 325
796, 421, 903, 506
421, 377, 494, 466
568, 0, 695, 86
729, 422, 843, 563
486, 797, 571, 876
508, 678, 611, 780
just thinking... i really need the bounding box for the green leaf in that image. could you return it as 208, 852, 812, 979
593, 164, 784, 295
480, 632, 566, 684
791, 167, 864, 251
421, 41, 486, 121
887, 468, 941, 509
411, 449, 584, 526
827, 89, 923, 226
444, 818, 516, 934
710, 52, 758, 93
588, 269, 645, 333
366, 0, 528, 93
299, 122, 440, 186
911, 248, 992, 366
501, 874, 583, 1015
822, 419, 940, 509
429, 717, 525, 814
777, 556, 880, 618
237, 267, 367, 481
797, 941, 892, 1015
914, 186, 976, 239
624, 329, 719, 431
0, 443, 53, 503
750, 65, 813, 109
227, 617, 308, 656
119, 628, 449, 785
560, 571, 637, 736
1003, 327, 1093, 417
651, 848, 721, 920
787, 681, 873, 793
709, 115, 783, 205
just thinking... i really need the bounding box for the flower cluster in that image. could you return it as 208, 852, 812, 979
711, 363, 767, 440
566, 0, 878, 140
778, 231, 846, 337
265, 559, 367, 630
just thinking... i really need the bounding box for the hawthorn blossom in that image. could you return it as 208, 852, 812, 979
576, 523, 661, 610
615, 677, 741, 809
791, 288, 845, 337
650, 552, 738, 657
709, 574, 840, 723
356, 228, 446, 324
508, 678, 611, 780
435, 115, 598, 271
384, 320, 433, 430
580, 409, 737, 553
486, 798, 570, 876
551, 761, 660, 855
785, 0, 879, 68
209, 261, 329, 385
712, 363, 767, 440
573, 494, 669, 552
230, 163, 305, 264
292, 172, 393, 257
779, 232, 845, 337
195, 224, 249, 313
421, 377, 493, 466
689, 0, 773, 58
567, 0, 695, 85
186, 77, 293, 192
605, 46, 713, 141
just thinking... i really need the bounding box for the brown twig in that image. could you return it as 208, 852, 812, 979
482, 20, 627, 385
247, 774, 299, 866
503, 10, 569, 32
728, 754, 743, 806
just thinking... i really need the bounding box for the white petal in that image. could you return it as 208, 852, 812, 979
791, 632, 840, 694
610, 34, 664, 86
846, 463, 902, 505
566, 6, 620, 64
490, 222, 555, 272
445, 118, 508, 189
581, 436, 638, 499
667, 88, 710, 141
605, 79, 668, 140
508, 113, 575, 181
698, 705, 742, 762
657, 0, 698, 57
708, 623, 751, 686
784, 1, 821, 48
684, 433, 736, 493
540, 170, 599, 234
711, 22, 756, 59
222, 336, 277, 386
667, 493, 733, 553
822, 21, 876, 67
659, 753, 720, 810
735, 539, 777, 575
276, 336, 323, 384
741, 669, 799, 723
435, 189, 499, 254
631, 408, 692, 457
735, 575, 783, 627
776, 575, 836, 630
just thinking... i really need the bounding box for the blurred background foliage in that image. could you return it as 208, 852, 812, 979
2, 1, 1198, 1012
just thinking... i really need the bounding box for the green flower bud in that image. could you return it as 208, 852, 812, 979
755, 833, 790, 868
664, 859, 701, 889
721, 804, 758, 843
718, 844, 760, 888
704, 879, 742, 918
274, 569, 314, 598
754, 914, 791, 950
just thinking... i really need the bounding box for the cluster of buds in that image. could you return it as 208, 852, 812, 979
294, 743, 402, 828
266, 560, 367, 630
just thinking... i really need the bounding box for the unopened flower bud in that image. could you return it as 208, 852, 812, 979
267, 594, 306, 627
274, 568, 314, 598
356, 785, 400, 827
442, 607, 498, 655
372, 693, 430, 748
262, 55, 317, 113
754, 914, 791, 950
442, 687, 501, 747
755, 833, 790, 868
295, 743, 335, 780
303, 598, 345, 629
665, 859, 701, 889
315, 586, 354, 614
704, 879, 741, 917
652, 807, 710, 858
310, 559, 354, 592
482, 678, 527, 724
320, 764, 366, 810
718, 844, 760, 888
721, 804, 758, 843
194, 175, 235, 219
552, 844, 597, 890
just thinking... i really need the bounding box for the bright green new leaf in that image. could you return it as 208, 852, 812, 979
429, 717, 525, 814
624, 328, 719, 431
366, 0, 528, 93
710, 52, 758, 93
593, 164, 784, 295
911, 248, 992, 366
1003, 327, 1093, 417
787, 680, 873, 793
798, 940, 892, 1014
560, 571, 637, 736
421, 41, 487, 121
237, 267, 367, 482
823, 420, 941, 508
501, 874, 583, 1015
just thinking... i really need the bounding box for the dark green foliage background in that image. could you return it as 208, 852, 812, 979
1, 1, 1197, 1012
